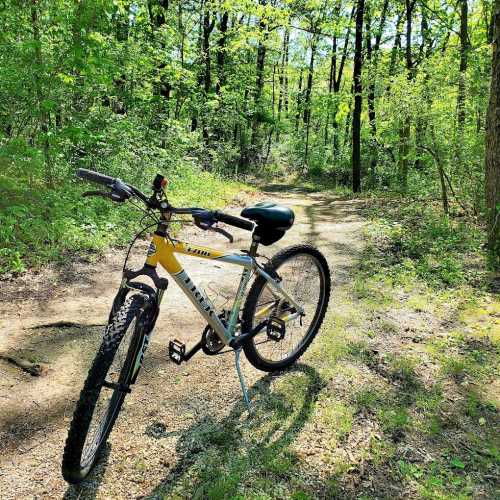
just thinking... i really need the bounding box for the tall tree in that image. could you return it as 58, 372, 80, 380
31, 0, 53, 188
327, 3, 355, 160
457, 0, 470, 128
485, 0, 500, 266
398, 0, 415, 191
303, 34, 318, 164
277, 28, 290, 128
250, 0, 268, 152
352, 0, 365, 192
365, 0, 389, 183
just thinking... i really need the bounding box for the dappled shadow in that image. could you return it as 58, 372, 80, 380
328, 330, 500, 498
0, 325, 104, 453
144, 363, 325, 498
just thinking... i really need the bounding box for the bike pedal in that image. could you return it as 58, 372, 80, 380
168, 339, 185, 365
267, 316, 286, 341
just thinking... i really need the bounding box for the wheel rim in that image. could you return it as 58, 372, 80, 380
81, 318, 137, 468
250, 253, 326, 364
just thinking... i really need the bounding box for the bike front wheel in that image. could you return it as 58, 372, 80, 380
242, 244, 331, 372
62, 293, 153, 484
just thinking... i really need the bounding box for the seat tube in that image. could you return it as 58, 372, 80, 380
227, 267, 252, 335
227, 237, 258, 335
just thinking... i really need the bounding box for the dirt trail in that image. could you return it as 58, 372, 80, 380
0, 186, 365, 499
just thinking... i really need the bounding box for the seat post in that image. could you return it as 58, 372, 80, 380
249, 235, 260, 257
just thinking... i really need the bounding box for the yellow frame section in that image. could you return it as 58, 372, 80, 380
145, 233, 226, 274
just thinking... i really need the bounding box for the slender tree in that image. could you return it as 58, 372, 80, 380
366, 0, 389, 183
352, 0, 365, 192
303, 34, 318, 163
31, 0, 53, 188
398, 0, 415, 192
250, 0, 268, 151
457, 0, 470, 128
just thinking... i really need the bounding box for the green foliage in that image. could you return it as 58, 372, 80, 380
0, 164, 246, 275
0, 0, 494, 273
363, 199, 486, 288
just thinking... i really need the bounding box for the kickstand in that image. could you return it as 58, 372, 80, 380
234, 349, 251, 412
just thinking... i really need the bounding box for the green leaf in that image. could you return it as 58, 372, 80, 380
450, 457, 465, 469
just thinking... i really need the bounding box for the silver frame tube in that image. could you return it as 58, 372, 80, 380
169, 252, 303, 345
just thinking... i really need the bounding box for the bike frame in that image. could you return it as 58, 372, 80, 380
143, 232, 304, 346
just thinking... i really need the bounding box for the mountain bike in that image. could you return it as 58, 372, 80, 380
62, 169, 331, 484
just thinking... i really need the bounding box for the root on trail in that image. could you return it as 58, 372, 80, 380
0, 354, 49, 376
30, 321, 106, 329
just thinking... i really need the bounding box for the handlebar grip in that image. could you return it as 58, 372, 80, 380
76, 168, 115, 187
214, 211, 254, 231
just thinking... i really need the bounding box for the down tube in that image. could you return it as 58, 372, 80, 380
171, 270, 230, 344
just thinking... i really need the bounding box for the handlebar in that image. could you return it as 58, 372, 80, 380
76, 168, 255, 234
77, 168, 114, 187
213, 211, 254, 231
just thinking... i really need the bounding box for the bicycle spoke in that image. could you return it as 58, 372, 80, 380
251, 253, 322, 363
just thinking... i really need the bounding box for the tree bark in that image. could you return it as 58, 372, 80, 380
485, 0, 500, 266
352, 0, 365, 193
149, 1, 171, 122
216, 11, 228, 96
201, 2, 214, 143
31, 0, 53, 188
250, 0, 268, 151
398, 0, 415, 192
303, 35, 318, 164
366, 0, 389, 184
277, 28, 290, 134
295, 69, 303, 133
457, 0, 470, 129
331, 4, 355, 161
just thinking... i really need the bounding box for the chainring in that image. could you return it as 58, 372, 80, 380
201, 312, 227, 355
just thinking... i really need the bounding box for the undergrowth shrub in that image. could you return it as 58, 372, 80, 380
364, 200, 485, 288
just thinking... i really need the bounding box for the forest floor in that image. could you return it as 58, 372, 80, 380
0, 185, 498, 499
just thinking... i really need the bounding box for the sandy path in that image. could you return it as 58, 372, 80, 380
0, 186, 365, 499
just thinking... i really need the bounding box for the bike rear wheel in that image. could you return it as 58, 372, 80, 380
62, 294, 151, 484
242, 244, 330, 372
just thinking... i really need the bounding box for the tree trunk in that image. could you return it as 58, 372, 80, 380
277, 28, 290, 139
216, 11, 228, 96
388, 11, 404, 82
414, 6, 430, 171
366, 0, 389, 184
457, 0, 469, 129
352, 0, 365, 193
214, 10, 229, 139
149, 1, 171, 122
485, 0, 500, 267
250, 0, 268, 152
332, 4, 355, 161
295, 69, 303, 133
304, 35, 318, 165
201, 2, 214, 144
175, 1, 184, 119
398, 0, 414, 192
31, 0, 53, 188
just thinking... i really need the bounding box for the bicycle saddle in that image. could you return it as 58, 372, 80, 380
241, 202, 295, 245
241, 202, 295, 230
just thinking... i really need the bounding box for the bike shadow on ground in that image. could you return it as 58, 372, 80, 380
62, 443, 111, 500
145, 362, 326, 498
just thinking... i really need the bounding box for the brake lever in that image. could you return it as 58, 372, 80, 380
211, 226, 234, 243
194, 219, 234, 243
